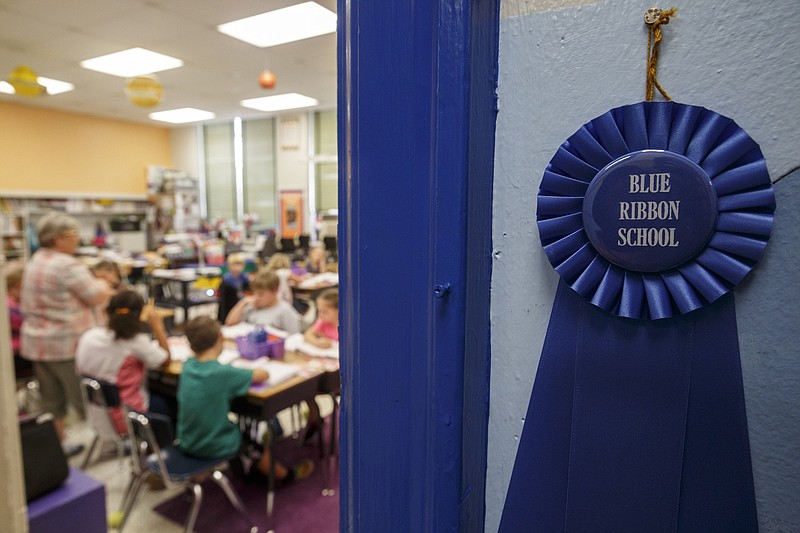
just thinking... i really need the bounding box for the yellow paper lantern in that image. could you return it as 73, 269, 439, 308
125, 75, 163, 107
8, 65, 45, 97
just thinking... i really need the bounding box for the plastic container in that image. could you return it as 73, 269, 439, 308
268, 337, 285, 360
235, 329, 285, 360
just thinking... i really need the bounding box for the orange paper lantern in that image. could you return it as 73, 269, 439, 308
125, 75, 164, 107
258, 69, 276, 89
8, 65, 45, 97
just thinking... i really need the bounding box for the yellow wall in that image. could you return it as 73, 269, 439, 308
0, 101, 171, 196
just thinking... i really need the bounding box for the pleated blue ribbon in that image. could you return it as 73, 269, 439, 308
500, 102, 773, 532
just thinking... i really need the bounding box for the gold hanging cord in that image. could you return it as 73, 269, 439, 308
644, 7, 677, 101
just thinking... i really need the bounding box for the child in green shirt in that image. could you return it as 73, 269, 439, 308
177, 317, 312, 483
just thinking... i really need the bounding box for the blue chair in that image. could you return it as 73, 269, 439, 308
116, 408, 257, 533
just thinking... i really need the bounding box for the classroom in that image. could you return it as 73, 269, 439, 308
2, 2, 341, 532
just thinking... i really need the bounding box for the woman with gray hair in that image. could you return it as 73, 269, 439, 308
21, 212, 113, 456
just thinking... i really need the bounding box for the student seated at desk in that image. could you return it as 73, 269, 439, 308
217, 253, 250, 323
178, 317, 313, 483
224, 270, 301, 334
90, 260, 125, 292
6, 262, 33, 386
305, 244, 327, 275
265, 253, 303, 306
304, 289, 339, 348
76, 290, 173, 432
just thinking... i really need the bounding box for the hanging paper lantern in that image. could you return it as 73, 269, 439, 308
125, 75, 163, 107
258, 69, 276, 89
8, 65, 45, 97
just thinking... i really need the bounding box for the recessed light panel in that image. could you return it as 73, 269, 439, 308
38, 77, 75, 95
149, 108, 216, 124
80, 47, 183, 78
240, 93, 319, 113
218, 2, 336, 48
0, 77, 74, 95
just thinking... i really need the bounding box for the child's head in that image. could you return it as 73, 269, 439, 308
316, 289, 339, 326
307, 245, 325, 263
4, 261, 23, 300
266, 253, 291, 271
107, 290, 146, 340
249, 270, 281, 308
91, 259, 122, 289
226, 253, 247, 276
184, 316, 223, 355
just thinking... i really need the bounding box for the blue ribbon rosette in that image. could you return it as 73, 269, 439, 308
500, 102, 774, 532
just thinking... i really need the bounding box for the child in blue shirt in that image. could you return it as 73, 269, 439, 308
217, 253, 250, 323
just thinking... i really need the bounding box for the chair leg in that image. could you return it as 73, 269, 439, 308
80, 435, 100, 470
184, 483, 203, 533
211, 470, 257, 532
116, 472, 146, 532
115, 437, 128, 472
322, 393, 339, 496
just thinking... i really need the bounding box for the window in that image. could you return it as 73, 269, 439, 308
314, 110, 338, 212
204, 118, 277, 225
243, 119, 277, 223
204, 123, 235, 222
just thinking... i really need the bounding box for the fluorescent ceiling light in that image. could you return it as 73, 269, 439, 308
240, 93, 319, 113
38, 77, 75, 95
80, 47, 183, 77
218, 2, 336, 48
149, 108, 216, 124
0, 77, 74, 95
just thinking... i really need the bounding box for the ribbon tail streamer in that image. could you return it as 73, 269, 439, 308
499, 279, 758, 532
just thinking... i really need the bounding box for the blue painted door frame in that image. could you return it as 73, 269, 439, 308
338, 2, 499, 531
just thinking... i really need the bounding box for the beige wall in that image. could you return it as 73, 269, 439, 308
0, 101, 171, 197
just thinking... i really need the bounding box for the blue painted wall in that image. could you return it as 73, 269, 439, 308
489, 0, 800, 531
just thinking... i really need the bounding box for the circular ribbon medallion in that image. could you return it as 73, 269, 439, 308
537, 102, 775, 320
583, 150, 717, 273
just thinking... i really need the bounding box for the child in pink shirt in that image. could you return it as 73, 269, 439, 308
6, 262, 32, 381
304, 289, 338, 348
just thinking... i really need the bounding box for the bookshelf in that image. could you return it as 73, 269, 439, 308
0, 195, 150, 257
0, 212, 27, 262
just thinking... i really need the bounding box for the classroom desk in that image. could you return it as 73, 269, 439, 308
291, 273, 339, 322
148, 357, 321, 527
149, 268, 220, 321
147, 357, 324, 422
291, 278, 338, 300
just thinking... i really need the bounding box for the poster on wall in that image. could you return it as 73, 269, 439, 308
280, 190, 303, 239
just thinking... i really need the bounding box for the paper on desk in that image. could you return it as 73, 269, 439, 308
298, 272, 339, 289
165, 336, 193, 362
221, 323, 289, 339
284, 333, 339, 359
231, 359, 301, 387
218, 348, 240, 365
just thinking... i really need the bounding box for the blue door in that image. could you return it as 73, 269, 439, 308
337, 1, 500, 531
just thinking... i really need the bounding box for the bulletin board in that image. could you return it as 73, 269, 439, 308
280, 190, 303, 238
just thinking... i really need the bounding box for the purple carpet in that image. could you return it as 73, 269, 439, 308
153, 423, 339, 533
